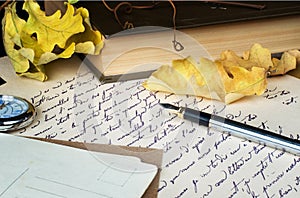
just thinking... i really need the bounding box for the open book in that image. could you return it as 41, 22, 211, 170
81, 26, 212, 83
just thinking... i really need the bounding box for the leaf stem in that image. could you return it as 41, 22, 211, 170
0, 0, 11, 12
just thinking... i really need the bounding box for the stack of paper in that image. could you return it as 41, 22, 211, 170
0, 133, 157, 198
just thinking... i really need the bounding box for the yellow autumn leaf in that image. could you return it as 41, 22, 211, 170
272, 52, 296, 75
143, 43, 297, 104
2, 2, 29, 74
241, 43, 296, 75
216, 61, 267, 103
144, 64, 193, 93
19, 64, 47, 82
38, 43, 76, 65
172, 57, 205, 87
66, 7, 104, 55
21, 1, 84, 58
2, 0, 104, 81
143, 57, 267, 104
246, 43, 273, 70
196, 57, 226, 101
220, 50, 256, 70
287, 49, 300, 64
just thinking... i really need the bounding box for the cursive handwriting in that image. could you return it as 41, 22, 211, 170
16, 69, 300, 197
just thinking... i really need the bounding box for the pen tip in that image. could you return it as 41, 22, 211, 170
160, 103, 180, 111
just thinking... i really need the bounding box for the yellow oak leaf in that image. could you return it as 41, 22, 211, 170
2, 2, 30, 74
272, 52, 296, 75
2, 0, 104, 81
241, 43, 296, 76
143, 56, 267, 104
66, 7, 104, 55
21, 1, 84, 59
220, 50, 256, 70
144, 43, 298, 103
144, 66, 217, 102
172, 57, 205, 87
246, 43, 273, 70
287, 49, 300, 64
216, 60, 267, 103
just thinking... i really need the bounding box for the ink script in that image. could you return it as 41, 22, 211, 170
2, 57, 300, 197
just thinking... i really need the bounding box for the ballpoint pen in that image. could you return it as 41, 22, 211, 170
160, 103, 300, 156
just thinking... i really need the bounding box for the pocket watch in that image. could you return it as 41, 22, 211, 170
0, 95, 36, 132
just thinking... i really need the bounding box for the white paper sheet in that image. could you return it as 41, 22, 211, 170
0, 133, 157, 198
1, 56, 300, 197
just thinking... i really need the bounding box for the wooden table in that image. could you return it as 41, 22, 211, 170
98, 14, 300, 77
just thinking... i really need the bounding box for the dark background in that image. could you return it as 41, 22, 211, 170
74, 1, 300, 36
1, 1, 300, 57
0, 1, 44, 57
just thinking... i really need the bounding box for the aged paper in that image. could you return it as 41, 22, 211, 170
1, 56, 300, 197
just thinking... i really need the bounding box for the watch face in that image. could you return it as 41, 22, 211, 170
0, 95, 35, 132
0, 95, 29, 119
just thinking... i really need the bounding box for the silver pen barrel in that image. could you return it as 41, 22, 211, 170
209, 117, 300, 156
182, 107, 300, 156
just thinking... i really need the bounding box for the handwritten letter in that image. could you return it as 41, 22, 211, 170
2, 56, 300, 197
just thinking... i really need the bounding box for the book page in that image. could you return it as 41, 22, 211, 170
0, 133, 157, 198
1, 55, 300, 197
